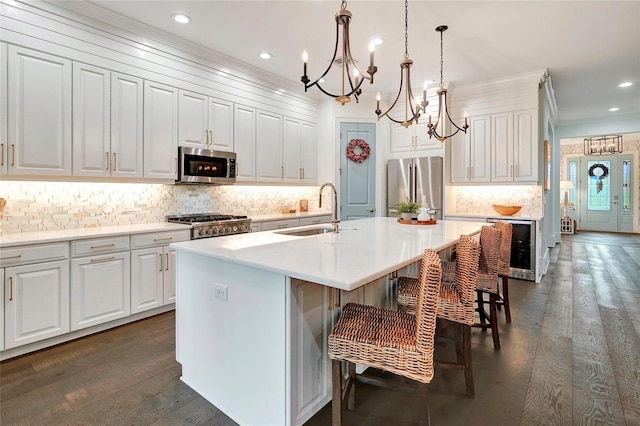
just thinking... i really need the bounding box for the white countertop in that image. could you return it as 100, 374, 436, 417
0, 222, 191, 247
171, 217, 484, 291
445, 213, 543, 221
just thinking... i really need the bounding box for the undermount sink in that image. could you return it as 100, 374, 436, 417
275, 226, 334, 237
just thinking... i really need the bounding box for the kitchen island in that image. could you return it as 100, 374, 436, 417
171, 217, 483, 426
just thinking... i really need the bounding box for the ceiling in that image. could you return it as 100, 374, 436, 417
55, 1, 639, 129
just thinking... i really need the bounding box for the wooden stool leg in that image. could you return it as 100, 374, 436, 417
490, 294, 500, 350
332, 359, 342, 426
462, 324, 475, 398
347, 361, 356, 410
476, 290, 487, 328
417, 382, 431, 426
502, 275, 511, 323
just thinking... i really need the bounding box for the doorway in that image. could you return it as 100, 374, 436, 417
339, 123, 376, 221
566, 154, 634, 232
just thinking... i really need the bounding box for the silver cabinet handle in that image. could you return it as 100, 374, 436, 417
112, 152, 116, 171
9, 276, 13, 301
281, 166, 284, 179
165, 252, 169, 271
0, 254, 22, 260
510, 165, 513, 177
11, 144, 15, 166
159, 253, 163, 272
105, 152, 110, 171
90, 256, 115, 263
153, 237, 173, 242
206, 129, 209, 145
302, 168, 305, 179
515, 164, 519, 177
1, 143, 4, 166
90, 243, 115, 249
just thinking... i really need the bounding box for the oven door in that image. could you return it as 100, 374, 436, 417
486, 218, 535, 281
177, 147, 236, 184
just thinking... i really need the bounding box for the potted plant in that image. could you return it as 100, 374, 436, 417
395, 201, 420, 220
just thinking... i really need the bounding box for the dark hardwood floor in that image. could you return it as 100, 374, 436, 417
1, 231, 639, 425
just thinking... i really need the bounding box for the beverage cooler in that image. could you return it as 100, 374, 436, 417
487, 218, 535, 281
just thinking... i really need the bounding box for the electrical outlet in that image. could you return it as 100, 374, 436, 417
213, 283, 228, 301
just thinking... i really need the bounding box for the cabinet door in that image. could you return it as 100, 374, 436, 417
7, 46, 72, 176
390, 123, 413, 152
514, 109, 538, 182
0, 268, 4, 351
130, 247, 163, 314
450, 124, 470, 183
163, 247, 176, 305
289, 280, 332, 425
470, 115, 491, 182
111, 73, 143, 178
72, 63, 110, 177
208, 97, 234, 152
144, 81, 178, 179
300, 121, 317, 183
256, 110, 283, 182
415, 121, 441, 150
234, 104, 256, 181
283, 117, 301, 182
1, 43, 7, 175
491, 112, 514, 182
70, 252, 130, 331
178, 90, 208, 148
4, 260, 69, 349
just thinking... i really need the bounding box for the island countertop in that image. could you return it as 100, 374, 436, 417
171, 217, 484, 291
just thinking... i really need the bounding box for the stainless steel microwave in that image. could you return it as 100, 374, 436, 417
176, 147, 236, 184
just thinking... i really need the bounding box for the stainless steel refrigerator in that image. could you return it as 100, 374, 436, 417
387, 157, 443, 219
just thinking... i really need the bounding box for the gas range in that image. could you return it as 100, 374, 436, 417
166, 213, 252, 239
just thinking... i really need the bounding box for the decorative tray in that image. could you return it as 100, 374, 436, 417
397, 218, 438, 225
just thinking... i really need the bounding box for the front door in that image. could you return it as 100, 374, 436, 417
575, 154, 634, 232
339, 123, 376, 221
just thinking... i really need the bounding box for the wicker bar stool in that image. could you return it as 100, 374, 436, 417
494, 221, 513, 322
472, 225, 502, 350
328, 249, 442, 426
397, 234, 481, 398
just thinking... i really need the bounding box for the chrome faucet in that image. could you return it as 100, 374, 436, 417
319, 182, 340, 233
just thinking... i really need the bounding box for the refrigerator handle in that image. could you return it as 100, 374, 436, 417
412, 163, 417, 203
409, 163, 414, 202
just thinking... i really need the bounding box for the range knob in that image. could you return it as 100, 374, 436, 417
232, 226, 238, 232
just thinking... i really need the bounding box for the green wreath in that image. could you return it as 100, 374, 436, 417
588, 163, 609, 179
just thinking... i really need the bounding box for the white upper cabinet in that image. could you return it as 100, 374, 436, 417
178, 90, 234, 152
1, 43, 7, 175
234, 104, 256, 181
491, 112, 514, 182
72, 63, 111, 177
283, 117, 302, 182
256, 110, 283, 182
513, 109, 538, 182
390, 121, 439, 152
7, 45, 72, 176
111, 72, 144, 178
491, 109, 538, 182
450, 115, 491, 183
299, 121, 317, 184
144, 80, 178, 180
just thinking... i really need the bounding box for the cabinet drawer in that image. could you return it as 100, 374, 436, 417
130, 230, 191, 249
261, 219, 300, 231
71, 236, 130, 258
0, 242, 69, 267
299, 216, 331, 226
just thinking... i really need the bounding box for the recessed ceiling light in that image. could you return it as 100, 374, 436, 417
609, 107, 620, 112
172, 14, 191, 24
259, 52, 273, 60
619, 82, 633, 88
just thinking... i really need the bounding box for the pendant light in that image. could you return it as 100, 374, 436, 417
427, 25, 468, 141
375, 0, 427, 127
301, 1, 377, 105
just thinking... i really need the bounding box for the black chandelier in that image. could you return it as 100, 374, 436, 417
375, 0, 427, 127
427, 25, 468, 141
584, 135, 623, 155
301, 0, 377, 105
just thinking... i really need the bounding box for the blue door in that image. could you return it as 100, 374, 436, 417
340, 123, 376, 221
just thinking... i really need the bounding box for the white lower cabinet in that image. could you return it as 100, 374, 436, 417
130, 230, 189, 313
70, 252, 130, 331
261, 218, 301, 231
4, 260, 70, 349
299, 215, 331, 226
0, 269, 4, 351
289, 279, 333, 426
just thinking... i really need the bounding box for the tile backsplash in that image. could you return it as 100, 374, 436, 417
450, 185, 543, 216
0, 181, 327, 234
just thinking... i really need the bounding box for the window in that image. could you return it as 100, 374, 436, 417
587, 160, 610, 211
